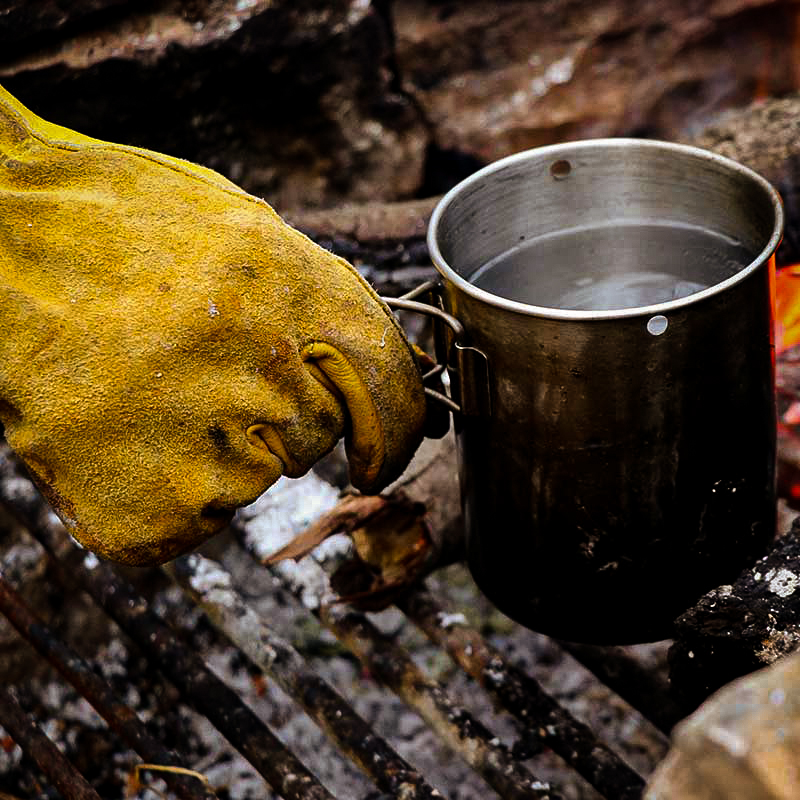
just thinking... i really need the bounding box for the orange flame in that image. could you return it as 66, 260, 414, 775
776, 264, 800, 354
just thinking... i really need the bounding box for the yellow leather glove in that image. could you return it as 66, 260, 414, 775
0, 85, 426, 565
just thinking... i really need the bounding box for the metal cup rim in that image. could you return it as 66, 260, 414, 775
426, 137, 784, 321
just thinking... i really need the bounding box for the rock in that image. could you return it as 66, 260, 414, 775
394, 0, 800, 166
0, 0, 134, 58
0, 0, 428, 210
646, 649, 800, 799
3, 1, 800, 210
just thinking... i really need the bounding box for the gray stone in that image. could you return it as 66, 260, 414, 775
646, 650, 800, 799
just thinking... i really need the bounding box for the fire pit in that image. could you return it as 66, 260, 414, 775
0, 439, 679, 799
7, 61, 800, 800
3, 243, 800, 797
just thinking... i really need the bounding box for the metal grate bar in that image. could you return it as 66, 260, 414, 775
0, 447, 671, 800
318, 602, 558, 799
165, 552, 445, 799
0, 568, 220, 800
235, 531, 562, 800
556, 641, 683, 735
0, 489, 336, 800
0, 685, 103, 800
398, 585, 650, 800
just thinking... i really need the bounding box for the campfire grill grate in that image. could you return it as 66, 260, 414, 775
0, 445, 679, 800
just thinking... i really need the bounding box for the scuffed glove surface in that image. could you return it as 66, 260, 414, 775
0, 85, 426, 565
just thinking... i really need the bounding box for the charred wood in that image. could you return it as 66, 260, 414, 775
669, 518, 800, 712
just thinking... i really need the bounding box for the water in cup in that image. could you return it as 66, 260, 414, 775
469, 221, 754, 310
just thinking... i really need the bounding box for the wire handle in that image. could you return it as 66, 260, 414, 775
383, 283, 491, 418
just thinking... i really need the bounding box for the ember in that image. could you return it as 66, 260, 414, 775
775, 263, 800, 505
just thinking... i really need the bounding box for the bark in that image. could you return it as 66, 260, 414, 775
264, 433, 463, 611
669, 519, 800, 712
0, 0, 428, 210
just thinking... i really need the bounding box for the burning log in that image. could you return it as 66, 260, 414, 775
669, 517, 800, 712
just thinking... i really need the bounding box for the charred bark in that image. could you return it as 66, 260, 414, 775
669, 518, 800, 712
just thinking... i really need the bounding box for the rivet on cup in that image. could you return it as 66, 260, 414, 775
550, 159, 571, 180
647, 315, 668, 335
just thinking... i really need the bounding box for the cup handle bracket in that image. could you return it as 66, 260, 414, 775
383, 282, 491, 418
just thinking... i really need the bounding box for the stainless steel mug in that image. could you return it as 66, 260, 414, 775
412, 139, 783, 644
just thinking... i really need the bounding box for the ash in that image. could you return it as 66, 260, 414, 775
0, 456, 668, 799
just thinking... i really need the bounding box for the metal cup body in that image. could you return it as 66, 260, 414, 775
428, 139, 783, 643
